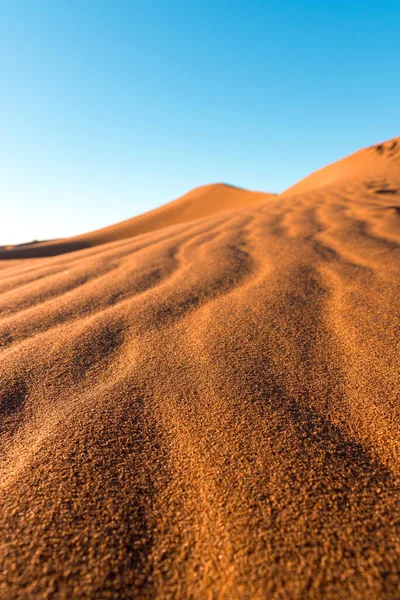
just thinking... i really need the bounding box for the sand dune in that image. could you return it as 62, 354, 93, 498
0, 183, 274, 259
0, 137, 399, 599
282, 136, 400, 196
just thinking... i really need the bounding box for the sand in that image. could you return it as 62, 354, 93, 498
0, 137, 399, 599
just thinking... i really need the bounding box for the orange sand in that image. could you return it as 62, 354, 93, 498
0, 137, 399, 599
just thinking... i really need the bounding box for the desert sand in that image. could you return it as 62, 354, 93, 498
0, 137, 399, 599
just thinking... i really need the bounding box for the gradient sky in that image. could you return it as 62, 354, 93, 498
1, 1, 399, 245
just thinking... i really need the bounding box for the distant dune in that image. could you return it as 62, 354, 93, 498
0, 183, 275, 259
1, 137, 399, 599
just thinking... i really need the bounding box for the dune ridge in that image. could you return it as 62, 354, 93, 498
0, 137, 400, 599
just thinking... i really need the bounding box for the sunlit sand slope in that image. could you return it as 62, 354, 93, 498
281, 136, 400, 196
0, 138, 399, 599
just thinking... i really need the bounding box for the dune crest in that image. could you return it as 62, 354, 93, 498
0, 138, 399, 599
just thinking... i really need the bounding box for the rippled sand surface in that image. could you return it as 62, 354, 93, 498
1, 138, 399, 599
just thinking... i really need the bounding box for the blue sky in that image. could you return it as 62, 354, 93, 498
1, 1, 399, 245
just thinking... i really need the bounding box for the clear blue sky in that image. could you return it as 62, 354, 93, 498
1, 1, 399, 245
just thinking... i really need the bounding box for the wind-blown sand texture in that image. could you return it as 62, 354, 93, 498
1, 137, 399, 599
